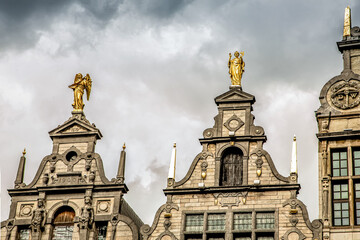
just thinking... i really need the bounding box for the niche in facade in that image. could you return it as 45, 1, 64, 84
220, 147, 243, 186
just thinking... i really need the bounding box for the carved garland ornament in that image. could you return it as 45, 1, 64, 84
330, 80, 360, 109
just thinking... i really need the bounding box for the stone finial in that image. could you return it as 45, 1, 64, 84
116, 143, 126, 183
168, 143, 177, 181
291, 135, 297, 174
14, 149, 27, 188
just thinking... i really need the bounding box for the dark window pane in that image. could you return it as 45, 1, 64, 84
333, 152, 339, 160
333, 169, 340, 177
186, 235, 202, 240
19, 229, 30, 240
97, 222, 107, 240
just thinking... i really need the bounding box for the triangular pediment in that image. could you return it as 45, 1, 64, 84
215, 88, 255, 104
49, 113, 102, 139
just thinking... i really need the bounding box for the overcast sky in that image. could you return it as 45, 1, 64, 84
1, 0, 359, 224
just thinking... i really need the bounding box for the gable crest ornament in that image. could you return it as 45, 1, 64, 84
330, 80, 360, 109
69, 73, 92, 111
228, 51, 245, 87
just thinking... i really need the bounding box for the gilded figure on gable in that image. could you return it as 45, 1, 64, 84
69, 73, 92, 111
228, 51, 245, 87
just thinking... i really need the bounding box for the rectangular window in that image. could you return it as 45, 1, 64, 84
233, 213, 252, 230
255, 213, 275, 230
53, 225, 74, 240
354, 150, 360, 175
207, 233, 225, 240
256, 236, 274, 240
333, 183, 350, 226
207, 214, 226, 231
185, 214, 204, 232
355, 183, 360, 225
18, 228, 30, 240
332, 150, 348, 177
234, 237, 251, 240
96, 222, 107, 240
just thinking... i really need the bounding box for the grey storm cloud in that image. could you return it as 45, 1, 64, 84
0, 0, 122, 51
2, 0, 360, 224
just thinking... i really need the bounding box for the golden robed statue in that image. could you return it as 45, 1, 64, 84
69, 73, 92, 111
228, 51, 245, 86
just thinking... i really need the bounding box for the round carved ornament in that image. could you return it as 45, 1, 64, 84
330, 80, 360, 109
98, 202, 109, 212
203, 128, 214, 138
21, 206, 32, 216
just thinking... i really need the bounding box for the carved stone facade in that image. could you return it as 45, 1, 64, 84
316, 23, 360, 240
1, 111, 142, 240
141, 87, 322, 240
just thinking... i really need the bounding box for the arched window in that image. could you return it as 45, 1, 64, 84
52, 206, 75, 240
220, 147, 243, 186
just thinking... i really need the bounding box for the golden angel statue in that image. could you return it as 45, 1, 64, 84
228, 51, 245, 86
69, 73, 92, 111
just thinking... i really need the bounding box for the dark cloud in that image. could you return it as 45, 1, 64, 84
130, 0, 194, 20
0, 0, 123, 51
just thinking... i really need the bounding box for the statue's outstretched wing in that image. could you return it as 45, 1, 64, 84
85, 74, 92, 101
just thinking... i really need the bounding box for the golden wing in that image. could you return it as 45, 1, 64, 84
85, 74, 92, 101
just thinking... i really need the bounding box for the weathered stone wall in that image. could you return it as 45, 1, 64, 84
147, 191, 316, 240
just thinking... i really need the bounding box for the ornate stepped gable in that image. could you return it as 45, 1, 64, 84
1, 74, 142, 240
141, 85, 322, 240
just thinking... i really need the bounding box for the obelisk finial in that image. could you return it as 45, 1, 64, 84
343, 6, 351, 39
291, 135, 297, 174
167, 143, 177, 187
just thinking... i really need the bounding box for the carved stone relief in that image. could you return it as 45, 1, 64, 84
223, 114, 244, 132
62, 124, 87, 133
97, 200, 110, 214
203, 128, 215, 138
19, 204, 34, 217
213, 192, 247, 207
330, 80, 360, 109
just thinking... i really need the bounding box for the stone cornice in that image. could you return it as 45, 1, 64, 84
163, 184, 300, 195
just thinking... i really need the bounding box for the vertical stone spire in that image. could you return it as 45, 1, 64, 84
116, 143, 126, 183
291, 136, 297, 174
14, 148, 26, 188
343, 6, 351, 39
168, 143, 177, 181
